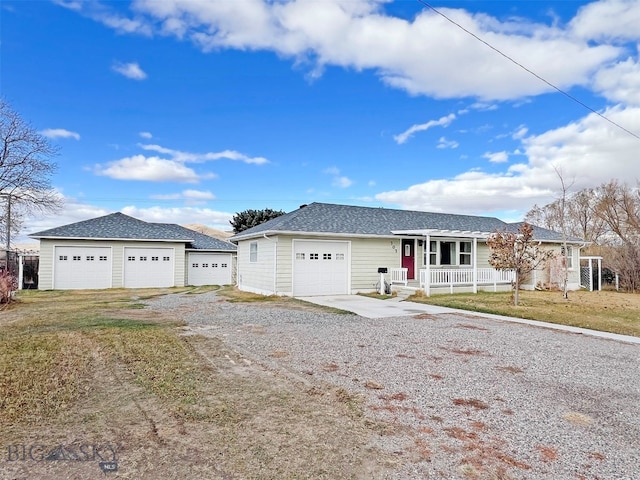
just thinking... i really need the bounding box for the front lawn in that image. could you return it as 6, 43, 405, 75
407, 289, 640, 337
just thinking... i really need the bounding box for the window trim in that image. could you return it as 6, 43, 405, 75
424, 239, 474, 267
249, 241, 258, 263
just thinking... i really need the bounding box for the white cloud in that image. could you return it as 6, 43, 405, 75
40, 128, 80, 140
139, 131, 153, 139
570, 0, 640, 42
333, 176, 353, 188
376, 105, 640, 216
73, 0, 624, 101
593, 57, 640, 106
120, 205, 234, 229
112, 61, 147, 80
139, 144, 269, 164
483, 151, 509, 163
394, 114, 456, 144
150, 189, 216, 204
324, 166, 353, 188
94, 155, 213, 183
436, 137, 459, 149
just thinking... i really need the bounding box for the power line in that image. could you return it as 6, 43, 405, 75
416, 0, 640, 141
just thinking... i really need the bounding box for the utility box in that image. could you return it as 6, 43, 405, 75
377, 267, 388, 273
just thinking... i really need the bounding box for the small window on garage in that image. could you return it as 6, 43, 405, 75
212, 263, 218, 268
202, 263, 208, 268
192, 263, 199, 268
86, 256, 94, 261
336, 253, 345, 260
163, 256, 170, 261
140, 256, 147, 261
250, 242, 258, 262
73, 256, 81, 261
99, 256, 107, 261
221, 263, 228, 268
59, 255, 68, 261
310, 253, 319, 260
151, 256, 159, 261
323, 253, 332, 260
296, 252, 305, 260
128, 256, 135, 261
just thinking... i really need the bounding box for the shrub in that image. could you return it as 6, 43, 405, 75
0, 269, 18, 304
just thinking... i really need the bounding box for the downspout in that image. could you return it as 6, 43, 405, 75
263, 233, 278, 295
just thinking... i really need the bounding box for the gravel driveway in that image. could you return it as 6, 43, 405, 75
146, 291, 640, 480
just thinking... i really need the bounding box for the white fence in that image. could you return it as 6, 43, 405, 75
390, 268, 408, 286
419, 268, 515, 293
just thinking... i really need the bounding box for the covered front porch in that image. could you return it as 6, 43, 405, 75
389, 228, 515, 296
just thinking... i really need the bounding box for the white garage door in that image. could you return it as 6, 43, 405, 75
54, 246, 112, 290
187, 253, 232, 286
124, 247, 174, 288
293, 241, 349, 296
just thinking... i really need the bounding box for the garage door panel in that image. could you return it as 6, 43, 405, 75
293, 241, 349, 296
188, 253, 232, 286
124, 248, 174, 288
54, 246, 111, 290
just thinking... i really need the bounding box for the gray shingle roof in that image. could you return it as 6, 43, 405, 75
230, 202, 582, 243
231, 202, 509, 239
30, 212, 236, 251
507, 222, 584, 243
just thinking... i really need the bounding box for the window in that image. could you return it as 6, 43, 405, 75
425, 240, 473, 267
151, 256, 159, 261
336, 253, 345, 260
128, 256, 135, 261
192, 263, 199, 268
140, 256, 147, 261
59, 255, 68, 261
250, 242, 258, 263
404, 244, 411, 256
73, 256, 81, 261
310, 253, 319, 260
212, 263, 218, 268
99, 256, 107, 261
561, 245, 573, 269
221, 263, 227, 268
296, 253, 305, 260
323, 253, 332, 260
202, 263, 208, 268
459, 242, 472, 265
86, 255, 94, 261
163, 256, 170, 261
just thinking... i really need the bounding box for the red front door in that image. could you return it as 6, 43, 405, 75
401, 239, 415, 280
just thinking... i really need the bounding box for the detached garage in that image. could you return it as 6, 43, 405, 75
30, 213, 236, 290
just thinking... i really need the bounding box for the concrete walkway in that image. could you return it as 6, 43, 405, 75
298, 294, 640, 345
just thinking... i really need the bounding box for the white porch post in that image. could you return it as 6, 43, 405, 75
18, 254, 24, 291
472, 237, 478, 294
597, 257, 602, 291
425, 234, 431, 297
588, 258, 593, 291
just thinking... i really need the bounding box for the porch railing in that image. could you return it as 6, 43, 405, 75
390, 268, 408, 286
419, 268, 515, 293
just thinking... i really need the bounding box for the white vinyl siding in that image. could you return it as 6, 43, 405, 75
37, 239, 186, 290
237, 237, 276, 295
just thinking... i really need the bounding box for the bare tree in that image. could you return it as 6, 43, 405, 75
487, 223, 555, 306
0, 100, 62, 246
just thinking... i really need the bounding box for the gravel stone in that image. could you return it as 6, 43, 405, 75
145, 291, 640, 479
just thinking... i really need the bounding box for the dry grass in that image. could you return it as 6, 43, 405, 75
0, 288, 391, 479
407, 289, 640, 337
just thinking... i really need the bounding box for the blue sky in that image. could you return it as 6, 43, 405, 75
3, 0, 640, 244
